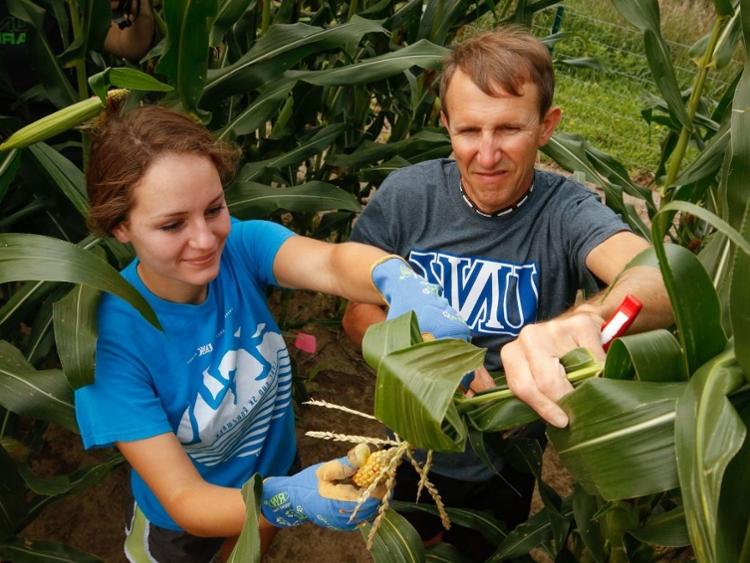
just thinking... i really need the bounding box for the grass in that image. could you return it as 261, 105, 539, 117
470, 0, 743, 176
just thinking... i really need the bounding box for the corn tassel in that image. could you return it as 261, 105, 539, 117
0, 89, 128, 152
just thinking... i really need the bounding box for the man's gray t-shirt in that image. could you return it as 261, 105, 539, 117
350, 158, 630, 480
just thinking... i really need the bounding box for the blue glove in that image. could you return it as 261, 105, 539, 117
372, 256, 470, 341
261, 456, 380, 530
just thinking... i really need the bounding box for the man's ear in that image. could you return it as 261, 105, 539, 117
538, 106, 562, 146
111, 222, 131, 244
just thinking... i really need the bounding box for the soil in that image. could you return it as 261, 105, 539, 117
21, 292, 573, 562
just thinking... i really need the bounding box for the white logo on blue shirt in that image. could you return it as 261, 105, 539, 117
408, 250, 538, 336
176, 323, 292, 467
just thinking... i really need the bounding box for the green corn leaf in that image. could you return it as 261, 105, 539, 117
108, 68, 174, 92
610, 0, 690, 129
327, 130, 449, 169
226, 474, 262, 563
205, 16, 387, 98
644, 231, 726, 374
548, 378, 686, 500
660, 201, 750, 256
425, 543, 474, 563
289, 39, 449, 86
27, 143, 88, 218
52, 284, 99, 389
629, 505, 690, 547
728, 0, 750, 381
374, 337, 484, 452
486, 498, 574, 561
0, 150, 20, 204
571, 485, 606, 563
675, 348, 747, 562
0, 445, 28, 539
157, 0, 217, 115
19, 455, 121, 497
361, 509, 424, 563
239, 124, 346, 182
674, 121, 729, 187
360, 156, 413, 183
0, 538, 102, 563
7, 0, 76, 108
226, 181, 360, 218
0, 233, 160, 330
0, 340, 76, 431
391, 500, 507, 546
603, 329, 688, 382
362, 311, 422, 373
210, 0, 255, 46
218, 79, 296, 139
58, 0, 110, 67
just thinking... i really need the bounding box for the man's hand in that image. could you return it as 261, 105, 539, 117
500, 310, 605, 428
260, 449, 380, 530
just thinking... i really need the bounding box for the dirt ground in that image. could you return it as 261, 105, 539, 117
22, 293, 572, 562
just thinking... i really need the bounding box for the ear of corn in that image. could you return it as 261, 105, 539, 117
352, 448, 391, 488
0, 89, 127, 152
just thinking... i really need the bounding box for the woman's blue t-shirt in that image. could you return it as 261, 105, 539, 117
75, 219, 296, 531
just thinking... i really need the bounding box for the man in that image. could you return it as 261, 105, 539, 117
342, 26, 672, 559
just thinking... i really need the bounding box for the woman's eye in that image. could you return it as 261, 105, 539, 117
160, 222, 182, 232
206, 204, 225, 217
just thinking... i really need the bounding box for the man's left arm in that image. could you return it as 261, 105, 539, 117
501, 231, 673, 428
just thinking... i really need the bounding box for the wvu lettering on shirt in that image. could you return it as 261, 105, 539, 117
408, 250, 539, 336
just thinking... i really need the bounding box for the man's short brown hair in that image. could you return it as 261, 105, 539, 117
440, 26, 554, 119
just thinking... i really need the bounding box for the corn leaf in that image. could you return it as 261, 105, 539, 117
603, 329, 688, 382
108, 68, 174, 93
391, 500, 507, 546
0, 233, 159, 330
373, 336, 485, 452
675, 348, 747, 562
361, 509, 424, 563
226, 474, 262, 563
218, 79, 296, 139
210, 0, 255, 46
58, 0, 110, 67
205, 16, 387, 98
487, 499, 574, 561
327, 130, 449, 169
644, 233, 726, 374
571, 485, 606, 563
52, 284, 99, 389
0, 341, 76, 432
157, 0, 217, 115
226, 181, 360, 218
19, 455, 121, 497
0, 149, 20, 204
0, 538, 102, 563
0, 446, 28, 539
629, 505, 690, 547
548, 379, 686, 500
239, 124, 345, 182
610, 0, 690, 129
289, 39, 448, 86
425, 543, 473, 563
362, 311, 423, 373
27, 143, 88, 218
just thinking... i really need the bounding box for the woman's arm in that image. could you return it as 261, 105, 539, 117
272, 237, 389, 303
116, 433, 274, 538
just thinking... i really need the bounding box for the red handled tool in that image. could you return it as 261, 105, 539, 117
600, 295, 643, 351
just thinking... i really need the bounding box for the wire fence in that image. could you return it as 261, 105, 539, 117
529, 5, 742, 172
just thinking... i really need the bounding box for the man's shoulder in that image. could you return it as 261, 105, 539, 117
535, 167, 599, 201
374, 158, 454, 201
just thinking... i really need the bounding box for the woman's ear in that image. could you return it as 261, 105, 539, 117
111, 222, 131, 244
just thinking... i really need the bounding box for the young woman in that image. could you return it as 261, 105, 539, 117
74, 104, 470, 562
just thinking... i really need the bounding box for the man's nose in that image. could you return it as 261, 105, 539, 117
477, 133, 501, 169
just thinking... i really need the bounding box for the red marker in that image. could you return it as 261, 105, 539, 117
600, 295, 643, 350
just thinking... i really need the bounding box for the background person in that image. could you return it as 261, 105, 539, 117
343, 26, 672, 560
74, 103, 471, 563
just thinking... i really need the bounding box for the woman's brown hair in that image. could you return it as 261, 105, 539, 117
86, 103, 240, 236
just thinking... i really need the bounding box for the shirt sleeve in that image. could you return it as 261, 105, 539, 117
560, 182, 631, 284
349, 174, 403, 253
75, 295, 172, 449
229, 219, 296, 287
